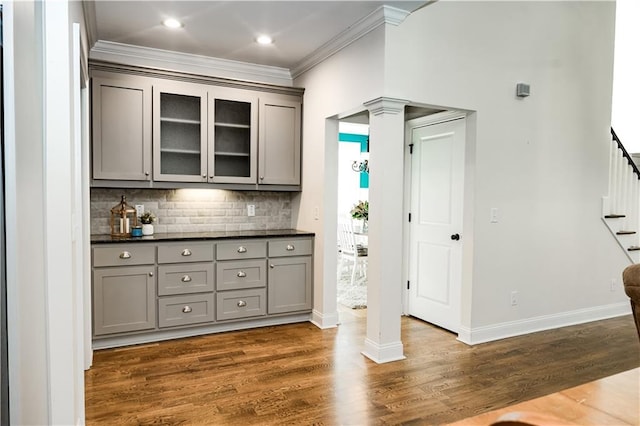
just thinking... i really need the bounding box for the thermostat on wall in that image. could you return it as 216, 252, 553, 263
516, 83, 530, 98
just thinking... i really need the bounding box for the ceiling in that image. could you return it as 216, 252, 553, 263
91, 1, 428, 70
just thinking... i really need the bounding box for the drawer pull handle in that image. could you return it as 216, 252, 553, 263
181, 249, 192, 256
181, 275, 192, 283
119, 251, 131, 259
182, 305, 192, 313
237, 271, 247, 278
237, 246, 247, 253
237, 300, 247, 308
270, 264, 275, 269
286, 244, 295, 251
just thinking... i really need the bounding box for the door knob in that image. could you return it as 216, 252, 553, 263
451, 234, 460, 241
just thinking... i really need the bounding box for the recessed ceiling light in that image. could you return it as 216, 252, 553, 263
256, 35, 273, 45
162, 18, 183, 29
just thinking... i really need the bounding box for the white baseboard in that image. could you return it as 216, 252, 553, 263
361, 338, 406, 364
457, 302, 631, 345
310, 309, 339, 329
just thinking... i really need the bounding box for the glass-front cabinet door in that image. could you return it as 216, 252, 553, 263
207, 89, 258, 184
153, 82, 208, 182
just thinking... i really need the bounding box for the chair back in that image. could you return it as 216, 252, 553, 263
338, 221, 358, 255
622, 264, 640, 342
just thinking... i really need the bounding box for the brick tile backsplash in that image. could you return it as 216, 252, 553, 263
91, 188, 292, 235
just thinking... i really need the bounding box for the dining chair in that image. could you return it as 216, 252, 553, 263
337, 221, 368, 286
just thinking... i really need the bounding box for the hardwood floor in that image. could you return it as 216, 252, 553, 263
85, 308, 640, 425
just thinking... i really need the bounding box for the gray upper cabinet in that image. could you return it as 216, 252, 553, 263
153, 81, 208, 182
90, 64, 303, 189
91, 73, 152, 181
258, 97, 302, 186
208, 88, 258, 184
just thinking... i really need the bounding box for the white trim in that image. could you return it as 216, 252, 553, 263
310, 309, 339, 329
363, 97, 410, 116
2, 2, 22, 421
405, 110, 467, 129
292, 5, 410, 79
361, 338, 406, 364
92, 314, 312, 350
89, 40, 294, 86
457, 302, 632, 345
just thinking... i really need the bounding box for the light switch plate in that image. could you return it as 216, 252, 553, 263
135, 204, 144, 217
247, 204, 255, 217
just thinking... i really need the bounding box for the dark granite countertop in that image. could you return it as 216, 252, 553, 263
91, 229, 315, 244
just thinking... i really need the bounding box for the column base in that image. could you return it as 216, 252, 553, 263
361, 338, 406, 364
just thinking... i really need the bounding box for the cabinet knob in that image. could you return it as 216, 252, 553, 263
182, 305, 192, 313
259, 176, 264, 181
270, 263, 275, 269
209, 176, 214, 179
237, 300, 247, 308
202, 175, 207, 178
145, 171, 149, 176
237, 246, 247, 253
286, 244, 295, 251
181, 249, 192, 256
119, 251, 131, 259
148, 272, 154, 277
181, 275, 192, 283
237, 271, 247, 278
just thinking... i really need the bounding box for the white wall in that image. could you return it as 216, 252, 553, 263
612, 0, 640, 152
293, 26, 385, 327
385, 1, 629, 338
4, 1, 89, 423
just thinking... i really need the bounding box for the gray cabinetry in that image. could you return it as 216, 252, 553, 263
258, 97, 302, 186
91, 234, 313, 348
215, 240, 267, 321
208, 88, 258, 184
153, 81, 208, 182
267, 238, 312, 314
157, 242, 215, 328
92, 244, 156, 336
91, 72, 152, 181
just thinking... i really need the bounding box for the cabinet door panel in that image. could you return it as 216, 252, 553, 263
268, 256, 312, 314
258, 98, 301, 185
93, 266, 156, 336
208, 89, 258, 184
153, 82, 208, 182
92, 75, 152, 180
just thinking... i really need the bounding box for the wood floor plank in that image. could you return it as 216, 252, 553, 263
85, 310, 640, 425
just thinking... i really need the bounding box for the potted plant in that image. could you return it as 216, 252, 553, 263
139, 211, 156, 236
350, 200, 369, 232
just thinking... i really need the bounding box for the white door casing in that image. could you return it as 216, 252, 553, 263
407, 114, 465, 333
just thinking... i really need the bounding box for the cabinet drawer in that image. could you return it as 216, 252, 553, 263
268, 238, 312, 257
93, 244, 155, 267
158, 293, 215, 328
216, 259, 266, 291
216, 240, 266, 260
216, 289, 266, 321
157, 242, 214, 264
158, 263, 215, 296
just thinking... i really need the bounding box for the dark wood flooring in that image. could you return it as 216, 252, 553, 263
85, 308, 640, 425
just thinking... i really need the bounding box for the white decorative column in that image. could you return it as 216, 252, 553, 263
362, 97, 409, 363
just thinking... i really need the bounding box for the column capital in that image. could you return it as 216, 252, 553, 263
363, 97, 410, 116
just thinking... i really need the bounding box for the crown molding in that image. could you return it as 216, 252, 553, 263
291, 5, 411, 79
89, 40, 294, 87
82, 0, 98, 48
363, 97, 410, 116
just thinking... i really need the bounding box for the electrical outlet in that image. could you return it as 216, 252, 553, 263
135, 204, 144, 217
490, 208, 499, 223
510, 291, 518, 306
610, 278, 616, 292
313, 206, 320, 220
247, 204, 255, 217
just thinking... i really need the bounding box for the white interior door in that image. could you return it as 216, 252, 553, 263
408, 116, 465, 333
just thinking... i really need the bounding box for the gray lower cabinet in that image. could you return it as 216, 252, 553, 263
92, 235, 312, 346
267, 238, 313, 314
93, 265, 156, 336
